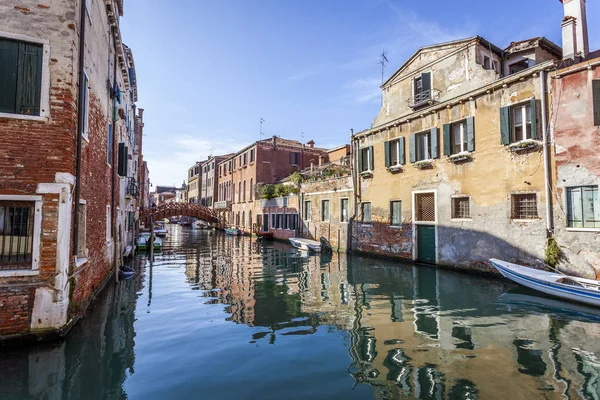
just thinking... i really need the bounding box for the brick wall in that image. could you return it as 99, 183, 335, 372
0, 288, 35, 336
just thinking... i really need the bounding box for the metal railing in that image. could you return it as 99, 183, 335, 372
407, 89, 441, 109
214, 200, 231, 210
126, 177, 139, 197
0, 202, 34, 270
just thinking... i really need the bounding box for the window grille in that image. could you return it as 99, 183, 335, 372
512, 194, 538, 219
0, 202, 34, 270
415, 193, 435, 222
452, 197, 470, 219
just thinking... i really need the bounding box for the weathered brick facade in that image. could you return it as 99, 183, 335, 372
0, 0, 142, 342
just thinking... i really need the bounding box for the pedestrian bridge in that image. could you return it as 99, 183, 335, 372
140, 202, 222, 225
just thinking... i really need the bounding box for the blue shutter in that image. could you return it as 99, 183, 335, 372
430, 127, 439, 159
0, 39, 19, 113
409, 134, 416, 163
500, 106, 511, 144
399, 137, 406, 165
530, 99, 538, 139
443, 123, 451, 156
384, 141, 391, 167
466, 117, 475, 152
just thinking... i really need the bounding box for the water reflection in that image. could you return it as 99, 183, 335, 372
2, 226, 600, 399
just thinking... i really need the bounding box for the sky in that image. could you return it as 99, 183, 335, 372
120, 0, 600, 187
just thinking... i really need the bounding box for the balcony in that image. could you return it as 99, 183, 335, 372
260, 197, 288, 208
126, 177, 139, 198
214, 200, 231, 210
407, 89, 441, 109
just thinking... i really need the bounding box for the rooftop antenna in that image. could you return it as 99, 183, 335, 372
260, 118, 265, 140
379, 50, 389, 85
301, 131, 305, 142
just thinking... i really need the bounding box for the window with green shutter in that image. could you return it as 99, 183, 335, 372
359, 147, 372, 172
0, 38, 43, 116
593, 80, 600, 126
385, 138, 405, 168
412, 130, 432, 162
444, 117, 475, 155
501, 100, 537, 144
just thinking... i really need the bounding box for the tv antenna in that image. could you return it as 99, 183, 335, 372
260, 118, 265, 140
379, 50, 389, 85
301, 132, 305, 142
208, 146, 213, 158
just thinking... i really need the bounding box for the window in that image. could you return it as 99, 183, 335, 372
509, 60, 529, 75
284, 214, 290, 229
82, 72, 89, 139
0, 202, 34, 270
567, 186, 599, 228
277, 213, 283, 229
391, 201, 402, 226
340, 198, 349, 223
501, 101, 537, 145
358, 146, 373, 172
250, 149, 255, 162
242, 211, 245, 227
106, 205, 111, 241
248, 211, 252, 228
361, 202, 371, 223
412, 72, 431, 106
271, 213, 277, 229
290, 152, 299, 165
243, 153, 247, 165
593, 80, 600, 126
243, 180, 246, 202
238, 182, 241, 203
512, 104, 532, 142
304, 200, 312, 221
444, 118, 474, 155
452, 196, 470, 219
511, 193, 538, 219
77, 201, 87, 258
290, 214, 298, 230
410, 129, 439, 162
0, 38, 43, 116
384, 138, 405, 167
250, 178, 253, 201
483, 55, 490, 70
107, 123, 113, 165
321, 200, 330, 222
415, 193, 435, 222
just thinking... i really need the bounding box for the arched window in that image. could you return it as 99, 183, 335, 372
249, 211, 252, 229
243, 180, 246, 202
250, 178, 253, 201
238, 182, 242, 203
242, 211, 245, 227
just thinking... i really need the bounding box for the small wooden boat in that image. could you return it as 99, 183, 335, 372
225, 227, 242, 236
289, 237, 321, 252
257, 231, 274, 240
137, 233, 162, 250
192, 220, 209, 230
490, 258, 600, 307
154, 223, 168, 238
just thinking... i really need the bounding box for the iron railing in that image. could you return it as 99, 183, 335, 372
407, 89, 441, 109
126, 177, 139, 197
0, 202, 34, 270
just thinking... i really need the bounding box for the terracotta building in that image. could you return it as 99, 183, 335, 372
0, 0, 142, 341
216, 136, 327, 233
186, 161, 201, 204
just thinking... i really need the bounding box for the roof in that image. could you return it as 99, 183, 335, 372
382, 36, 503, 87
327, 144, 350, 153
504, 37, 562, 58
218, 136, 326, 164
155, 186, 176, 194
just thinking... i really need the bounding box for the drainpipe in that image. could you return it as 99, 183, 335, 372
540, 70, 553, 234
348, 129, 358, 251
73, 0, 87, 257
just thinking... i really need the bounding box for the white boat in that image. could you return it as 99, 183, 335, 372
153, 223, 168, 238
490, 258, 600, 307
289, 237, 321, 252
136, 232, 162, 250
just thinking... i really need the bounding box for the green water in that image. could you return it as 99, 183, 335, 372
2, 225, 600, 399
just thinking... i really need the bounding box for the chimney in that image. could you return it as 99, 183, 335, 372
307, 140, 315, 148
272, 135, 277, 146
561, 0, 589, 59
310, 160, 314, 171
318, 155, 323, 166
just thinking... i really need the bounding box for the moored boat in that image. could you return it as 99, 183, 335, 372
289, 237, 321, 252
490, 258, 600, 307
225, 227, 242, 236
154, 223, 168, 237
137, 232, 162, 250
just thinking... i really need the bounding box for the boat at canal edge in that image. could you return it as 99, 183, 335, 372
225, 227, 242, 236
137, 232, 162, 251
490, 258, 600, 307
289, 237, 321, 252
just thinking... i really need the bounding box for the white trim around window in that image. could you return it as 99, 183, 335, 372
0, 195, 43, 277
0, 31, 50, 121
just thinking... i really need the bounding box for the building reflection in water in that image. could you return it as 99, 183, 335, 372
0, 257, 144, 400
188, 234, 600, 400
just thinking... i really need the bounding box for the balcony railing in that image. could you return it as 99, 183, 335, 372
214, 200, 231, 210
260, 197, 288, 208
126, 177, 139, 198
407, 89, 441, 109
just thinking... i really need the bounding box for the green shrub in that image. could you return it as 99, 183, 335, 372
545, 237, 563, 268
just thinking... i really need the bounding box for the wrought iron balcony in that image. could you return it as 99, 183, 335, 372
407, 89, 441, 109
126, 177, 139, 198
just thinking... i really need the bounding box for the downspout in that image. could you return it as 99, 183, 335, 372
348, 129, 358, 251
73, 0, 87, 257
540, 69, 553, 234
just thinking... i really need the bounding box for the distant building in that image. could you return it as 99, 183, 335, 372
200, 154, 233, 208
176, 181, 187, 203
151, 186, 177, 206
187, 162, 201, 204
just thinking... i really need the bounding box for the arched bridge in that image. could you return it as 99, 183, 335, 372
140, 202, 222, 225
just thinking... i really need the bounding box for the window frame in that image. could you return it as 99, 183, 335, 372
340, 198, 349, 223
361, 202, 372, 224
0, 32, 50, 121
511, 193, 539, 221
0, 195, 42, 276
390, 138, 401, 166
304, 200, 312, 221
415, 131, 431, 162
450, 120, 467, 155
511, 103, 533, 143
321, 199, 330, 222
451, 195, 471, 220
390, 200, 402, 227
566, 185, 600, 230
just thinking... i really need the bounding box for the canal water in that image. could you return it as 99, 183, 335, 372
1, 225, 600, 400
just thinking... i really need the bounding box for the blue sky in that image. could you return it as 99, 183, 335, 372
121, 0, 600, 186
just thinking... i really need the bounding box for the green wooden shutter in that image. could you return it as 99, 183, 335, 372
409, 134, 416, 163
399, 137, 406, 165
368, 146, 374, 170
500, 106, 511, 144
466, 117, 475, 152
592, 80, 600, 126
530, 98, 538, 139
0, 39, 19, 113
443, 123, 451, 156
358, 148, 364, 172
16, 42, 43, 116
430, 127, 439, 159
422, 72, 431, 93
384, 141, 391, 167
118, 143, 127, 176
